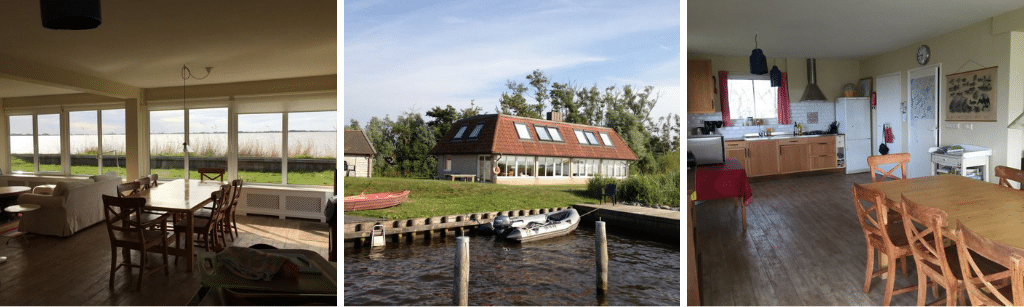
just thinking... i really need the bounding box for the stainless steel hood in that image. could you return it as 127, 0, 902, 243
800, 59, 828, 101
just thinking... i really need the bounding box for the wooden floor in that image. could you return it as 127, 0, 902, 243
694, 172, 951, 306
0, 214, 330, 305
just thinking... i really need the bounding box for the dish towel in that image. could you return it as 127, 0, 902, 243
216, 246, 297, 281
884, 125, 894, 144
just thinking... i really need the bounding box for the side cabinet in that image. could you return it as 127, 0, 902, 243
724, 141, 749, 171
747, 140, 779, 177
778, 138, 810, 174
809, 136, 838, 170
687, 59, 715, 113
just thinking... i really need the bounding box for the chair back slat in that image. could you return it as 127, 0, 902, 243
138, 177, 151, 190
900, 195, 955, 280
957, 221, 1021, 306
868, 153, 910, 182
995, 166, 1024, 190
197, 168, 225, 183
116, 181, 141, 198
149, 174, 159, 187
852, 184, 891, 244
102, 195, 148, 242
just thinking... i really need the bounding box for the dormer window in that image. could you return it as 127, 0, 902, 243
599, 132, 613, 147
547, 127, 562, 141
514, 123, 531, 140
469, 123, 484, 138
453, 125, 468, 139
535, 125, 551, 141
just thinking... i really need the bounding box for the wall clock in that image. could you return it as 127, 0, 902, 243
917, 45, 930, 65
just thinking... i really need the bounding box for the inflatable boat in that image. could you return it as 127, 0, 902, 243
481, 208, 580, 242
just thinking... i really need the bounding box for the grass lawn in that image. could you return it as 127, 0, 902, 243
344, 177, 600, 220
11, 157, 333, 186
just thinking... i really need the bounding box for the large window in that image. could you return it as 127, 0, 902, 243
496, 155, 536, 177
238, 113, 282, 184
287, 111, 336, 185
727, 76, 778, 120
9, 115, 33, 173
574, 158, 599, 177
68, 109, 127, 177
189, 108, 228, 175
102, 109, 127, 177
536, 157, 569, 177
8, 114, 62, 174
37, 114, 61, 173
150, 110, 185, 180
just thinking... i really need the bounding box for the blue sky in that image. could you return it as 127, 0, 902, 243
343, 0, 681, 127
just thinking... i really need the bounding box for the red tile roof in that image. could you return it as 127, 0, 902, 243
429, 114, 638, 160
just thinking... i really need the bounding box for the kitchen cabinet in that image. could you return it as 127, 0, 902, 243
808, 136, 837, 170
778, 138, 810, 174
724, 141, 748, 170
747, 140, 779, 177
687, 59, 715, 114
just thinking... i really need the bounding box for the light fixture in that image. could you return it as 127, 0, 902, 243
181, 65, 212, 154
41, 0, 101, 30
769, 59, 782, 87
749, 34, 768, 75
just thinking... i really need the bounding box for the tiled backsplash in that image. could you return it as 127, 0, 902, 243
687, 101, 837, 139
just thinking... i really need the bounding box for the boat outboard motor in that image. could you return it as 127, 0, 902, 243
494, 216, 511, 229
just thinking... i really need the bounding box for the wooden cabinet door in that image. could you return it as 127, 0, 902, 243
809, 136, 837, 170
779, 144, 810, 173
687, 59, 715, 114
747, 140, 779, 176
725, 148, 748, 170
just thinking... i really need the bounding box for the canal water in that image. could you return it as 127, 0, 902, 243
344, 226, 680, 305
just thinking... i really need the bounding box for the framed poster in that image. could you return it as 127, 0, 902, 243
945, 66, 997, 122
858, 77, 872, 97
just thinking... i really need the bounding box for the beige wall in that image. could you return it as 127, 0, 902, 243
859, 16, 1024, 182
344, 155, 372, 177
437, 155, 480, 179
686, 53, 861, 112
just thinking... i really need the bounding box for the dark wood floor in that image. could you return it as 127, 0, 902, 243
0, 214, 330, 305
694, 172, 950, 306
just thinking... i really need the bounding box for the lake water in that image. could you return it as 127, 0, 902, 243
344, 226, 680, 306
10, 131, 336, 158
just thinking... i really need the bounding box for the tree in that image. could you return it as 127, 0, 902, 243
345, 119, 361, 131
426, 101, 484, 143
391, 111, 437, 178
648, 113, 680, 154
526, 69, 550, 113
364, 116, 397, 176
549, 81, 578, 121
497, 80, 539, 118
574, 84, 605, 126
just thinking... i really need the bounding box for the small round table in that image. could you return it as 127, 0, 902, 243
4, 204, 39, 246
0, 186, 31, 221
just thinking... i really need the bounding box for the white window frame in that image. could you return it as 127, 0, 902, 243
727, 74, 779, 121
547, 127, 562, 142
514, 123, 532, 140
535, 125, 551, 141
584, 131, 599, 145
599, 132, 613, 147
573, 130, 588, 144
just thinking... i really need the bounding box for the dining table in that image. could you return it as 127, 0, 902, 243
864, 174, 1024, 278
136, 178, 223, 272
694, 158, 753, 230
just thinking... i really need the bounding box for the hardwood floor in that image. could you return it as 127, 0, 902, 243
0, 214, 330, 305
694, 172, 950, 305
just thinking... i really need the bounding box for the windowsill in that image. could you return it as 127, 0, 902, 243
237, 182, 332, 192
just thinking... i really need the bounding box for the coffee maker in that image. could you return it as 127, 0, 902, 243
703, 120, 723, 134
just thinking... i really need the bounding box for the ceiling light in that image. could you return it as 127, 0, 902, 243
41, 0, 101, 30
749, 34, 768, 75
769, 60, 782, 87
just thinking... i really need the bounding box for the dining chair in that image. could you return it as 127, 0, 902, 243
137, 177, 151, 191
174, 184, 232, 252
197, 168, 226, 183
149, 174, 158, 187
195, 179, 243, 241
956, 221, 1019, 306
868, 153, 911, 183
102, 195, 171, 291
852, 183, 916, 306
116, 181, 141, 198
995, 166, 1024, 190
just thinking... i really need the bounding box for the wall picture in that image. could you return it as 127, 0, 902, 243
945, 66, 997, 122
858, 77, 872, 97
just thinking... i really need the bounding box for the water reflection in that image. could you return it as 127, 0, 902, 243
344, 227, 680, 306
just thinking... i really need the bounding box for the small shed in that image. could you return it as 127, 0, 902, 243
343, 130, 376, 177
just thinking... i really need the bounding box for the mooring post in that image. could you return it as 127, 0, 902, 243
454, 236, 469, 306
596, 221, 608, 294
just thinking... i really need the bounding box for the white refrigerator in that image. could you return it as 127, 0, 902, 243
835, 97, 871, 174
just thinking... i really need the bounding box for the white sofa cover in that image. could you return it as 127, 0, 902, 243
15, 173, 121, 237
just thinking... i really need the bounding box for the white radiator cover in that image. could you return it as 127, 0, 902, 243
238, 185, 332, 222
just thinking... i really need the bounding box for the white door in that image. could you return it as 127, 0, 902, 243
907, 65, 940, 178
874, 72, 903, 156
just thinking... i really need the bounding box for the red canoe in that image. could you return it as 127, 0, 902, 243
343, 190, 410, 211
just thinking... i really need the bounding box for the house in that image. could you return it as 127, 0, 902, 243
429, 112, 637, 185
688, 1, 1024, 305
343, 130, 375, 177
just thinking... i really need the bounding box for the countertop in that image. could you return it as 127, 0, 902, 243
722, 133, 844, 142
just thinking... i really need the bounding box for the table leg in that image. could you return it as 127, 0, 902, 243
187, 212, 195, 272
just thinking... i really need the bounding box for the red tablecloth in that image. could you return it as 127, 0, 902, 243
695, 158, 753, 206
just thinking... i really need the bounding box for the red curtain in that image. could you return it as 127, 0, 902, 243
719, 71, 730, 126
777, 72, 791, 124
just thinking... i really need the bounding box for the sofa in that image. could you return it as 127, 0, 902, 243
16, 172, 122, 237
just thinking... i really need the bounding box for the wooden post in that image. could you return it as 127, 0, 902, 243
454, 236, 469, 306
596, 221, 608, 294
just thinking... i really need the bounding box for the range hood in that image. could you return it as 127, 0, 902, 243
799, 59, 828, 101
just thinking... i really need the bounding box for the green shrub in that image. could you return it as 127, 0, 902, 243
586, 175, 619, 198
615, 171, 681, 207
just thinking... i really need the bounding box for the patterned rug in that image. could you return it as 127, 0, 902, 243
298, 221, 329, 243
0, 219, 19, 236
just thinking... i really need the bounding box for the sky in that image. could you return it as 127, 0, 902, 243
343, 0, 681, 127
10, 108, 337, 135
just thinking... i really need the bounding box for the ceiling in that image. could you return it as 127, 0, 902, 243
0, 0, 335, 98
688, 0, 1024, 59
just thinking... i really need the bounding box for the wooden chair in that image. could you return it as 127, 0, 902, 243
116, 182, 141, 198
995, 166, 1024, 190
195, 179, 243, 240
956, 221, 1019, 306
149, 174, 159, 187
174, 184, 231, 252
197, 168, 225, 183
852, 183, 915, 306
101, 195, 171, 291
137, 177, 151, 191
868, 153, 911, 182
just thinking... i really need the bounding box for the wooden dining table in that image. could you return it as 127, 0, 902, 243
136, 178, 222, 272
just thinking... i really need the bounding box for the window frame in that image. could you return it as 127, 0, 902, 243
573, 129, 588, 145
534, 125, 551, 141
546, 127, 562, 142
468, 123, 484, 139
584, 131, 600, 145
453, 125, 468, 140
599, 132, 613, 147
514, 123, 532, 140
727, 74, 779, 121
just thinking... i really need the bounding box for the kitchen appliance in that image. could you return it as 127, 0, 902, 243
686, 134, 724, 165
691, 127, 707, 135
702, 120, 723, 134
800, 59, 828, 101
835, 97, 871, 174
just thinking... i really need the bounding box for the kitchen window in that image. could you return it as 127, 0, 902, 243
727, 75, 778, 120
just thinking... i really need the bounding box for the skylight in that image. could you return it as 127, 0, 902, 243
599, 132, 613, 147
514, 123, 531, 139
535, 125, 551, 141
584, 131, 599, 145
547, 127, 562, 141
453, 125, 468, 139
574, 130, 587, 144
469, 123, 484, 138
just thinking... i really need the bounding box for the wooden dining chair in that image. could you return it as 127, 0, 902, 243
174, 184, 232, 252
995, 166, 1024, 190
149, 174, 159, 187
868, 153, 911, 183
852, 183, 916, 306
197, 168, 225, 183
102, 195, 171, 291
116, 181, 141, 198
226, 179, 243, 237
137, 177, 151, 191
956, 221, 1019, 306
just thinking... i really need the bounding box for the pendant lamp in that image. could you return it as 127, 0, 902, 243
769, 60, 782, 87
181, 65, 213, 155
41, 0, 101, 30
749, 34, 768, 75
